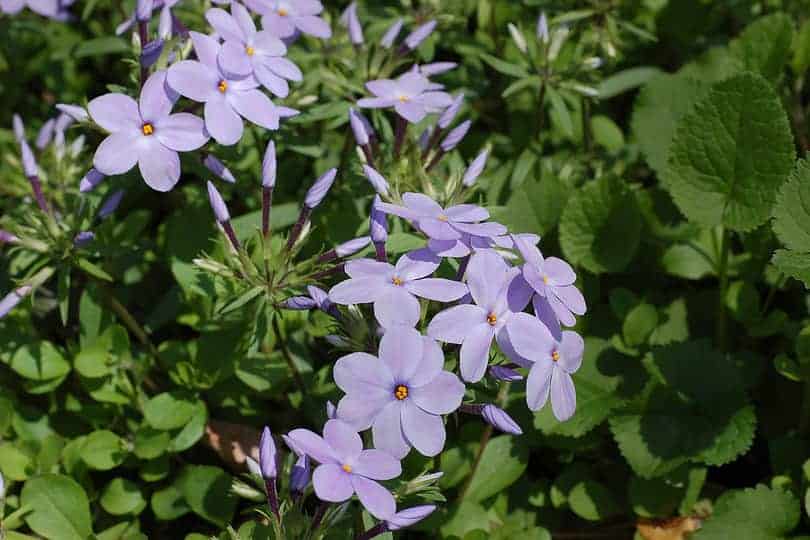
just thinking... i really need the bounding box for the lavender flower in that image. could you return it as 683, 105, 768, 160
259, 426, 277, 479
304, 168, 337, 208
512, 234, 586, 338
0, 285, 32, 319
334, 326, 465, 458
507, 313, 583, 421
262, 140, 277, 187
290, 454, 310, 494
441, 120, 471, 151
403, 20, 436, 50
285, 419, 401, 519
12, 114, 25, 142
481, 404, 523, 435
206, 181, 230, 223
340, 2, 363, 45
56, 104, 89, 122
537, 12, 549, 43
141, 39, 165, 69
362, 165, 389, 196
167, 32, 294, 146
73, 231, 95, 247
438, 93, 463, 129
79, 168, 105, 193
0, 231, 19, 245
0, 0, 62, 18
36, 118, 55, 149
98, 190, 124, 219
246, 0, 332, 39
335, 237, 371, 257
89, 70, 208, 192
284, 286, 336, 316
203, 155, 236, 184
386, 505, 436, 530
370, 195, 388, 243
380, 18, 403, 48
328, 249, 467, 328
419, 62, 457, 76
427, 251, 532, 382
358, 71, 452, 124
206, 4, 301, 98
489, 365, 523, 382
376, 193, 506, 241
462, 149, 488, 187
136, 0, 152, 21
349, 108, 370, 146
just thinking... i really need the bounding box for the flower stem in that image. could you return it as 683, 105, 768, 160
222, 220, 241, 252
29, 175, 50, 214
355, 523, 388, 540
286, 207, 312, 251
393, 115, 407, 158
272, 316, 306, 392
262, 186, 274, 238
425, 149, 445, 172
264, 477, 281, 522
459, 382, 510, 499
715, 227, 730, 351
310, 502, 329, 534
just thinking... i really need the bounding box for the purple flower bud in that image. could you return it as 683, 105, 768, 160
54, 113, 74, 135
284, 296, 318, 310
206, 181, 230, 223
420, 62, 457, 76
0, 285, 32, 319
537, 12, 549, 43
98, 190, 125, 219
73, 231, 95, 247
141, 39, 164, 69
136, 0, 153, 22
335, 236, 371, 257
203, 155, 236, 184
370, 195, 388, 245
481, 404, 523, 435
0, 231, 19, 245
290, 454, 310, 494
262, 140, 276, 188
404, 20, 436, 50
341, 2, 364, 45
55, 104, 89, 123
12, 115, 25, 144
349, 108, 370, 146
158, 5, 172, 39
418, 127, 432, 151
362, 165, 389, 196
307, 285, 335, 314
20, 140, 38, 178
304, 168, 337, 209
380, 18, 403, 48
326, 400, 337, 419
463, 149, 489, 187
441, 120, 471, 152
438, 93, 464, 129
489, 365, 523, 382
80, 168, 105, 193
259, 426, 277, 479
386, 505, 437, 531
35, 119, 55, 150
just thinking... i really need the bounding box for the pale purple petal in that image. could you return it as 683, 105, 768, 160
507, 312, 556, 364
558, 331, 584, 373
379, 325, 424, 383
262, 13, 297, 38
366, 79, 398, 99
358, 97, 397, 109
374, 287, 420, 328
394, 101, 426, 123
444, 204, 488, 223
401, 401, 445, 456
206, 7, 246, 42
420, 62, 457, 76
410, 372, 464, 415
329, 276, 390, 304
353, 449, 401, 481
263, 56, 302, 81
167, 60, 220, 102
219, 40, 253, 78
544, 257, 576, 286
438, 93, 463, 129
351, 475, 396, 520
418, 218, 461, 240
229, 89, 280, 130
374, 201, 420, 220
344, 258, 393, 278
463, 150, 488, 187
401, 195, 443, 216
409, 337, 444, 387
190, 31, 220, 67
460, 323, 495, 382
93, 132, 139, 175
451, 221, 507, 237
441, 120, 471, 151
547, 291, 577, 327
313, 464, 354, 502
323, 419, 362, 462
155, 113, 208, 151
232, 2, 256, 38
205, 99, 244, 145
286, 428, 338, 464
372, 401, 409, 459
533, 295, 562, 341
334, 352, 394, 394
526, 358, 553, 411
336, 394, 390, 431
419, 91, 454, 110
387, 506, 437, 530
555, 285, 587, 316
513, 233, 544, 267
395, 249, 440, 281
253, 30, 286, 55
466, 251, 509, 309
428, 304, 486, 344
406, 278, 467, 302
428, 238, 471, 258
138, 142, 180, 192
88, 94, 141, 133
296, 14, 331, 38
255, 64, 290, 97
550, 368, 576, 421
140, 70, 177, 122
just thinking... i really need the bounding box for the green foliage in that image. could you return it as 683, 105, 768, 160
692, 485, 800, 539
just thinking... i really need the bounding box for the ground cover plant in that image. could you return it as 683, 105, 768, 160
2, 0, 810, 538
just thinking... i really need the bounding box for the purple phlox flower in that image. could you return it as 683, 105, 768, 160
512, 234, 585, 339
438, 93, 463, 129
166, 32, 294, 146
403, 20, 436, 50
283, 285, 336, 316
284, 295, 317, 310
537, 12, 549, 43
362, 165, 389, 196
326, 400, 337, 419
357, 71, 452, 124
463, 149, 488, 187
335, 236, 371, 258
340, 2, 363, 45
334, 325, 465, 458
12, 114, 25, 143
158, 3, 172, 39
481, 404, 522, 435
0, 231, 19, 245
419, 62, 457, 76
285, 419, 401, 519
489, 365, 523, 382
0, 0, 62, 18
0, 285, 32, 319
245, 0, 331, 40
386, 505, 436, 531
349, 108, 371, 146
376, 192, 506, 242
304, 167, 337, 208
73, 231, 95, 247
79, 168, 105, 193
441, 120, 471, 152
418, 126, 432, 151
427, 250, 533, 382
18, 137, 38, 178
89, 70, 208, 192
56, 103, 89, 123
290, 453, 310, 493
263, 140, 276, 187
206, 181, 231, 223
136, 0, 152, 21
380, 18, 403, 48
141, 39, 165, 69
36, 118, 55, 149
206, 4, 302, 98
98, 189, 125, 219
507, 312, 583, 421
370, 195, 388, 245
259, 426, 278, 479
329, 248, 467, 328
204, 154, 237, 184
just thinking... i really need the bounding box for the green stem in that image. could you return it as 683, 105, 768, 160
272, 316, 306, 392
716, 227, 730, 351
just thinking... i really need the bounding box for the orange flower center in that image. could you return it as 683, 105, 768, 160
394, 385, 409, 400
487, 313, 498, 326
342, 463, 352, 473
246, 46, 255, 56
142, 123, 154, 136
392, 277, 403, 286
398, 95, 410, 103
551, 351, 560, 362
542, 275, 549, 284
437, 214, 448, 222
278, 7, 288, 16
218, 80, 228, 93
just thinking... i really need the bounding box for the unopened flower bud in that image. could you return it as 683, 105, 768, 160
537, 12, 549, 43
136, 0, 153, 22
420, 62, 457, 76
0, 231, 19, 245
387, 505, 437, 531
481, 404, 523, 435
489, 365, 522, 382
380, 18, 403, 48
441, 120, 471, 152
463, 149, 489, 187
55, 104, 89, 122
12, 114, 25, 144
141, 39, 164, 69
20, 140, 38, 178
404, 20, 436, 50
290, 454, 310, 494
36, 119, 55, 150
304, 168, 337, 209
74, 231, 95, 247
335, 236, 371, 257
98, 190, 125, 219
80, 168, 105, 193
349, 108, 370, 146
438, 93, 464, 129
262, 140, 276, 188
362, 165, 389, 196
0, 285, 33, 319
259, 427, 277, 479
203, 155, 235, 184
158, 5, 172, 39
206, 181, 230, 223
341, 2, 364, 45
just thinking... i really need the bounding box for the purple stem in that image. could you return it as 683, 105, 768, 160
422, 126, 444, 160
361, 144, 375, 167
455, 255, 470, 281
222, 220, 241, 252
393, 116, 407, 158
425, 148, 446, 172
310, 501, 330, 532
138, 21, 149, 86
29, 176, 50, 214
310, 264, 344, 281
356, 523, 389, 540
374, 242, 387, 262
318, 249, 339, 263
460, 403, 484, 415
262, 186, 274, 237
263, 477, 280, 521
171, 13, 189, 37
286, 206, 312, 251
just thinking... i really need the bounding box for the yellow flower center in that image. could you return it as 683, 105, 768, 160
342, 463, 352, 473
552, 351, 560, 362
246, 46, 255, 56
437, 214, 448, 222
278, 7, 288, 16
142, 123, 154, 136
218, 80, 228, 93
394, 385, 409, 400
398, 95, 410, 103
542, 275, 549, 284
487, 313, 498, 326
392, 277, 403, 286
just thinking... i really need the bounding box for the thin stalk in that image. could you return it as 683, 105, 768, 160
262, 186, 274, 237
286, 207, 312, 251
459, 382, 510, 499
715, 227, 730, 351
272, 316, 306, 392
29, 175, 50, 214
393, 115, 407, 158
356, 523, 388, 540
310, 502, 329, 534
138, 21, 149, 86
264, 477, 281, 522
222, 220, 241, 252
425, 149, 445, 172
374, 242, 387, 262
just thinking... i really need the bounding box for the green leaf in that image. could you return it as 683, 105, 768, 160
590, 115, 625, 152
134, 427, 171, 459
74, 37, 129, 58
692, 485, 799, 540
7, 342, 70, 381
559, 177, 642, 274
464, 436, 529, 502
76, 257, 114, 281
480, 53, 529, 78
21, 474, 93, 540
101, 479, 147, 516
728, 13, 794, 81
177, 465, 237, 527
793, 20, 810, 74
773, 159, 810, 252
772, 249, 810, 288
662, 72, 795, 231
568, 480, 622, 521
597, 67, 661, 99
151, 484, 190, 521
143, 391, 200, 430
82, 430, 127, 470
0, 443, 35, 481
623, 303, 659, 347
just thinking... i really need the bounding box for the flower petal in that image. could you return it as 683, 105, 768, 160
139, 70, 177, 122
358, 97, 398, 109
93, 132, 139, 175
406, 278, 468, 302
204, 99, 244, 146
526, 359, 553, 411
344, 258, 394, 279
374, 201, 420, 220
395, 248, 440, 281
401, 401, 445, 457
409, 337, 444, 387
559, 331, 584, 373
351, 475, 396, 520
206, 7, 245, 43
88, 94, 141, 133
229, 89, 280, 130
262, 13, 296, 38
312, 463, 354, 502
427, 304, 486, 344
554, 284, 587, 316
547, 291, 577, 327
253, 30, 286, 56
155, 113, 208, 151
506, 312, 556, 363
295, 14, 332, 38
366, 79, 398, 99
410, 371, 464, 415
466, 250, 509, 310
544, 257, 576, 286
372, 401, 409, 459
328, 276, 389, 305
451, 221, 507, 237
460, 323, 495, 383
218, 40, 253, 78
373, 287, 420, 329
394, 101, 426, 123
550, 368, 576, 421
532, 295, 562, 341
418, 217, 461, 240
167, 60, 219, 102
334, 352, 394, 394
231, 2, 256, 39
444, 204, 489, 222
353, 449, 401, 481
138, 142, 181, 192
379, 325, 423, 383
190, 31, 220, 67
323, 419, 363, 462
336, 394, 391, 431
254, 63, 290, 97
263, 56, 303, 81
286, 428, 338, 464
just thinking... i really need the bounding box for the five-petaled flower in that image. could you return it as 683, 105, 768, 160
334, 326, 465, 458
89, 70, 208, 192
358, 71, 453, 124
244, 0, 332, 39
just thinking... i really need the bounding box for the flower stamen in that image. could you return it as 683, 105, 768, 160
392, 277, 403, 286
342, 463, 352, 473
246, 46, 255, 56
278, 7, 288, 16
437, 214, 448, 222
542, 275, 549, 285
141, 123, 154, 136
551, 351, 560, 362
394, 384, 409, 400
398, 95, 410, 103
487, 313, 498, 326
218, 80, 228, 93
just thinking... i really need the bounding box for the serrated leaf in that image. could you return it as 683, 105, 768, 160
692, 485, 799, 539
559, 177, 642, 274
772, 159, 810, 274
772, 249, 810, 288
728, 13, 794, 81
662, 72, 795, 231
